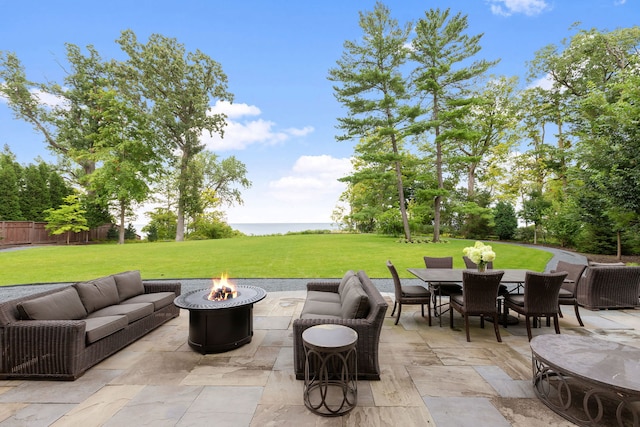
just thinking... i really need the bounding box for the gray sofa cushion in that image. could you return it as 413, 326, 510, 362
306, 290, 341, 304
113, 270, 145, 301
75, 276, 120, 313
300, 300, 343, 319
17, 287, 87, 320
84, 315, 128, 344
121, 292, 175, 310
340, 275, 361, 304
338, 270, 356, 295
87, 302, 154, 324
340, 280, 370, 319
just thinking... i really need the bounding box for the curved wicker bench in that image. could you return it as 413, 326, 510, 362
530, 334, 640, 426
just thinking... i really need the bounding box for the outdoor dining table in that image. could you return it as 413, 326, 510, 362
407, 268, 531, 326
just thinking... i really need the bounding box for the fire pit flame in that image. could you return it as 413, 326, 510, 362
208, 273, 238, 301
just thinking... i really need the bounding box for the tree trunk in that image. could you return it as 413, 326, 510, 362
617, 230, 622, 260
175, 150, 189, 242
433, 136, 443, 243
118, 200, 126, 245
390, 134, 411, 242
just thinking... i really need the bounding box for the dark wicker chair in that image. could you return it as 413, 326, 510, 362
423, 256, 461, 323
387, 260, 431, 326
551, 261, 587, 326
449, 270, 505, 342
576, 266, 640, 310
462, 256, 494, 270
503, 271, 568, 341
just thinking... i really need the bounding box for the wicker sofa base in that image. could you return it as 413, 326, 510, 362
0, 281, 180, 380
293, 271, 388, 381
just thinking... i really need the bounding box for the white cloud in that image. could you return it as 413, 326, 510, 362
0, 84, 68, 109
226, 155, 353, 223
528, 74, 554, 90
202, 100, 314, 151
488, 0, 550, 16
615, 0, 627, 5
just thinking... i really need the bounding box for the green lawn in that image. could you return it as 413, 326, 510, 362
0, 234, 552, 286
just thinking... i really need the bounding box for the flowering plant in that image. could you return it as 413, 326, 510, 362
463, 241, 496, 270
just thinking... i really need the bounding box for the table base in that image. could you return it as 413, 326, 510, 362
304, 345, 357, 416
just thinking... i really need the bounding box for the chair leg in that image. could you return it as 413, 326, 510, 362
391, 301, 397, 317
480, 315, 485, 329
525, 316, 533, 341
574, 303, 584, 327
427, 298, 432, 327
421, 304, 425, 318
464, 315, 470, 342
492, 314, 502, 343
553, 314, 561, 335
395, 304, 402, 325
449, 305, 454, 328
558, 304, 564, 318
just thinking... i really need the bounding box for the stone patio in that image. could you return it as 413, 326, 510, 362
0, 289, 638, 426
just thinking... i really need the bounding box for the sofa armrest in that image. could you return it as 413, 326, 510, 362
143, 281, 181, 297
1, 320, 86, 379
306, 281, 340, 293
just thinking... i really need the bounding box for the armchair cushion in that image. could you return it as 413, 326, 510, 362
340, 281, 370, 319
113, 270, 145, 301
84, 315, 128, 344
75, 276, 120, 313
17, 286, 87, 320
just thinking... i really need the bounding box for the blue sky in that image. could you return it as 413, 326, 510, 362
1, 0, 637, 226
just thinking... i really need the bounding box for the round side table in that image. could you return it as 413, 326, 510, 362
302, 324, 358, 416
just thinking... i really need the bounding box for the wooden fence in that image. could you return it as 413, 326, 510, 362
0, 222, 114, 246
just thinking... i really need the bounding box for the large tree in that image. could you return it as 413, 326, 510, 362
410, 8, 497, 242
86, 88, 159, 244
328, 1, 420, 241
116, 30, 233, 242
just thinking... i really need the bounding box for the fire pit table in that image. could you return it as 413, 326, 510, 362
174, 284, 267, 354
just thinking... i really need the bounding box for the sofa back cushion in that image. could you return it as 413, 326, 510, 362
338, 270, 356, 295
17, 286, 87, 320
113, 270, 145, 301
340, 278, 370, 319
74, 275, 120, 313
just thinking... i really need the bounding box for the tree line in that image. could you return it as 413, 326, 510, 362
330, 3, 640, 257
0, 30, 250, 244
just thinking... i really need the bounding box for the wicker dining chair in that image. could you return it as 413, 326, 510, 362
449, 270, 505, 342
551, 261, 587, 326
387, 260, 431, 326
462, 255, 494, 270
503, 271, 568, 341
423, 256, 461, 324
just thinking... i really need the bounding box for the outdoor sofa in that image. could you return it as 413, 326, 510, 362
0, 270, 180, 380
293, 270, 388, 380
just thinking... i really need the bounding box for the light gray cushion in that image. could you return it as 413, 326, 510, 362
338, 270, 357, 295
17, 287, 87, 320
84, 315, 128, 344
340, 281, 370, 319
74, 276, 120, 313
300, 300, 343, 318
306, 290, 341, 304
339, 275, 361, 305
121, 292, 175, 310
87, 302, 154, 324
113, 270, 145, 301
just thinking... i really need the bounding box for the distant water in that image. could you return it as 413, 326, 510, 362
229, 223, 337, 236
